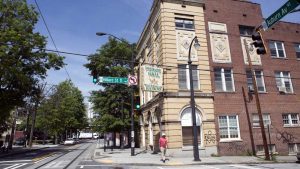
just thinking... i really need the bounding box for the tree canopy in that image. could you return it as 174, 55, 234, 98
85, 37, 137, 133
36, 81, 88, 139
0, 0, 65, 127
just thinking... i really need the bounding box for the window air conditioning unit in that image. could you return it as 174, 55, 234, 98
278, 86, 286, 93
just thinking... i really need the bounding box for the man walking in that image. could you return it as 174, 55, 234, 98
159, 133, 168, 163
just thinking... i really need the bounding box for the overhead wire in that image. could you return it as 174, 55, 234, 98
34, 0, 72, 81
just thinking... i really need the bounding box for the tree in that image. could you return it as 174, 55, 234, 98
0, 0, 65, 129
36, 81, 88, 143
85, 38, 137, 134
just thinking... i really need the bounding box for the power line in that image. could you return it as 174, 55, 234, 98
2, 42, 300, 80
34, 0, 72, 81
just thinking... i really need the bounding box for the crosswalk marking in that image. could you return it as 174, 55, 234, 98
0, 160, 31, 164
229, 164, 262, 169
4, 163, 27, 169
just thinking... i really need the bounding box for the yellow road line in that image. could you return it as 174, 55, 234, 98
33, 152, 55, 162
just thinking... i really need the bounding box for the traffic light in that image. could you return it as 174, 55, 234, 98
252, 31, 267, 55
134, 96, 140, 110
92, 70, 98, 84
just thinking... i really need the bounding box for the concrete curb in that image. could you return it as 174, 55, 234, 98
92, 160, 297, 167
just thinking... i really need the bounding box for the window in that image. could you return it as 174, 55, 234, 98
282, 113, 300, 126
275, 71, 293, 93
289, 143, 300, 154
214, 68, 235, 92
178, 65, 199, 90
218, 115, 240, 140
246, 70, 266, 92
269, 41, 286, 58
257, 144, 276, 154
175, 18, 194, 30
252, 113, 271, 127
239, 25, 254, 36
153, 21, 160, 39
295, 43, 300, 59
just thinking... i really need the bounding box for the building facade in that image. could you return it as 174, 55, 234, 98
137, 0, 300, 156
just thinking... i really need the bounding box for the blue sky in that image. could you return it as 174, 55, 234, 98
27, 0, 299, 97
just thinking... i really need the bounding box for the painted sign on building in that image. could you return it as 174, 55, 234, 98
141, 65, 163, 92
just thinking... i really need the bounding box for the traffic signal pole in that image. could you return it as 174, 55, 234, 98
243, 38, 270, 160
130, 45, 135, 156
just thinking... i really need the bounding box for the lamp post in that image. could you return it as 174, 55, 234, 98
188, 36, 201, 161
96, 32, 135, 156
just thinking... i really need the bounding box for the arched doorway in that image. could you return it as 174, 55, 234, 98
180, 107, 202, 147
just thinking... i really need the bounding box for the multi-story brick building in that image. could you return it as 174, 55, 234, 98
136, 0, 300, 156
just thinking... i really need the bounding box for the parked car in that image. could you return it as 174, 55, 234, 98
14, 138, 26, 146
63, 138, 76, 145
297, 152, 300, 161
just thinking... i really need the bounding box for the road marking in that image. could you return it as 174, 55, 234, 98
229, 164, 262, 169
33, 152, 56, 163
4, 163, 27, 169
0, 160, 31, 164
79, 165, 113, 168
199, 166, 220, 169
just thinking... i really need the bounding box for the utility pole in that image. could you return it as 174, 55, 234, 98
242, 87, 256, 156
243, 38, 270, 160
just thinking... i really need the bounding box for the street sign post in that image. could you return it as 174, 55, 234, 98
262, 0, 300, 31
98, 76, 128, 84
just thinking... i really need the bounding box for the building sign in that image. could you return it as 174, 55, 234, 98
141, 65, 163, 92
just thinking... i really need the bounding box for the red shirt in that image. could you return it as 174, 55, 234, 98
159, 137, 168, 148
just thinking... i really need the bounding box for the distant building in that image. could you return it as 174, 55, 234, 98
137, 0, 300, 156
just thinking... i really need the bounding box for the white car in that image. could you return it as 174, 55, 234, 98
64, 139, 76, 145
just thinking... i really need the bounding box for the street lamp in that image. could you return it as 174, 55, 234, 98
188, 36, 201, 161
96, 32, 135, 156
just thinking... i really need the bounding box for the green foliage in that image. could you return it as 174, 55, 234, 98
0, 0, 65, 130
85, 38, 137, 133
36, 81, 88, 137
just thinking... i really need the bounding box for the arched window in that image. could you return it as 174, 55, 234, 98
180, 107, 201, 146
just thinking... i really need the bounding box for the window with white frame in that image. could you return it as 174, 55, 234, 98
218, 115, 240, 140
214, 68, 235, 92
246, 70, 266, 92
178, 64, 199, 90
282, 113, 300, 126
175, 18, 195, 30
252, 113, 271, 127
257, 144, 276, 154
295, 43, 300, 59
275, 71, 293, 93
288, 143, 300, 154
269, 41, 286, 58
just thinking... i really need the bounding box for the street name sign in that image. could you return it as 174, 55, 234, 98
262, 0, 300, 31
98, 76, 128, 84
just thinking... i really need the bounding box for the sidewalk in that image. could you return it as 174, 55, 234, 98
0, 144, 58, 158
92, 146, 298, 166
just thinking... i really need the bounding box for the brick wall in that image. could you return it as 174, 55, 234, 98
204, 0, 300, 155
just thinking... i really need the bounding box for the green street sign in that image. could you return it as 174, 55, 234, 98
262, 0, 300, 31
98, 76, 128, 84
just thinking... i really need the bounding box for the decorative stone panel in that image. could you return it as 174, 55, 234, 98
210, 33, 231, 63
241, 37, 262, 65
208, 22, 227, 33
176, 30, 198, 61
